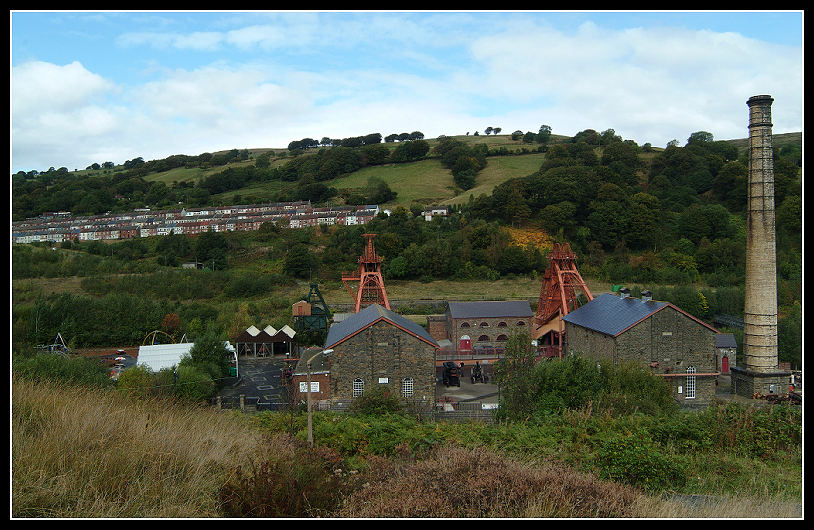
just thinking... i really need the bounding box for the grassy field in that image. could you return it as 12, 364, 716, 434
330, 158, 457, 206
329, 152, 547, 209
134, 135, 555, 210
444, 153, 547, 205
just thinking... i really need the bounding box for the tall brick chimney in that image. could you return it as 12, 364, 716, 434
731, 95, 790, 397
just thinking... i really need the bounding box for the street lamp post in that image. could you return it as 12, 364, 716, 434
307, 349, 333, 448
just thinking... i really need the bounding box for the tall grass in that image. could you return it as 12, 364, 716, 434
13, 376, 802, 518
12, 377, 266, 517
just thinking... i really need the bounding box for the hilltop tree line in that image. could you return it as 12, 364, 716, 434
287, 131, 425, 151
12, 125, 561, 221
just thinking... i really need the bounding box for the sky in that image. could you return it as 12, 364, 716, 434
10, 10, 804, 174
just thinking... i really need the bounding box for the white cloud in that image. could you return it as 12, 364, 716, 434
12, 61, 114, 114
465, 22, 802, 145
10, 17, 802, 172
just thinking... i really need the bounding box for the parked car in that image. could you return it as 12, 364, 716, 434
442, 361, 461, 387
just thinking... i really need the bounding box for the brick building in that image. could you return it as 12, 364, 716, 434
444, 301, 533, 351
562, 291, 721, 405
292, 346, 332, 407
324, 303, 439, 409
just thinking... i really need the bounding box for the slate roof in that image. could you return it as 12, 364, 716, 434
325, 304, 440, 349
561, 293, 718, 337
447, 300, 533, 319
715, 333, 738, 348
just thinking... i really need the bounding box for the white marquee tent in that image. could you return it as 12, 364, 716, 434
137, 341, 236, 373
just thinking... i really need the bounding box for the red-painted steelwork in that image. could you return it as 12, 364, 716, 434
533, 242, 593, 357
341, 233, 391, 313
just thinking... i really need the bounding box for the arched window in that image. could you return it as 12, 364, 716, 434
353, 378, 364, 397
460, 322, 470, 328
496, 334, 508, 342
401, 377, 414, 397
685, 367, 696, 399
517, 321, 526, 326
478, 335, 490, 342
497, 321, 508, 327
480, 322, 489, 327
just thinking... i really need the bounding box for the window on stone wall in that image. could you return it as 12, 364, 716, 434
496, 334, 508, 342
353, 378, 364, 397
461, 322, 470, 328
401, 377, 414, 397
478, 335, 489, 342
517, 321, 526, 326
685, 367, 696, 399
497, 322, 507, 327
480, 322, 489, 327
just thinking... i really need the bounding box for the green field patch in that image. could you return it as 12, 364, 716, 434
329, 159, 457, 207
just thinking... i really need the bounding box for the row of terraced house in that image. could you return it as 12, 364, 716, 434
11, 201, 384, 244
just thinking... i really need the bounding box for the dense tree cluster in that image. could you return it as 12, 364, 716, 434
432, 137, 488, 190
12, 148, 249, 219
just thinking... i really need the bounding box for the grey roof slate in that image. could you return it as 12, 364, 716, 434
325, 304, 439, 349
561, 293, 668, 336
447, 300, 533, 319
562, 293, 721, 337
715, 333, 738, 348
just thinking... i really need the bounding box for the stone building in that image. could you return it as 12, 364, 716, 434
715, 333, 737, 374
324, 303, 439, 409
445, 301, 533, 351
561, 291, 721, 405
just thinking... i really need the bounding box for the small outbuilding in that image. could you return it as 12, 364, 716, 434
234, 325, 296, 357
715, 333, 737, 374
291, 346, 332, 408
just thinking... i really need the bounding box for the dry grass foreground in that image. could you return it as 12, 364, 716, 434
12, 377, 802, 518
12, 377, 267, 518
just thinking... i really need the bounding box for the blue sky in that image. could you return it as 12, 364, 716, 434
10, 10, 803, 173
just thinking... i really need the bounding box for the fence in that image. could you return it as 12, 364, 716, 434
213, 394, 500, 423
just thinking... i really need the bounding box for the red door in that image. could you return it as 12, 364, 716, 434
722, 355, 729, 374
459, 335, 471, 351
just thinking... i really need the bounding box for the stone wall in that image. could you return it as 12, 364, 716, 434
615, 306, 717, 373
447, 313, 532, 349
730, 366, 792, 397
329, 320, 436, 408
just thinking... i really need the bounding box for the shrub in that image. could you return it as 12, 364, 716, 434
338, 445, 640, 518
693, 403, 802, 459
596, 361, 678, 416
116, 364, 157, 399
174, 364, 217, 403
349, 385, 404, 415
12, 352, 112, 389
219, 442, 344, 517
596, 434, 687, 492
184, 330, 231, 381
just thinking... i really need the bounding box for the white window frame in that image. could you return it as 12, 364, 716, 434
685, 367, 696, 399
401, 377, 414, 397
353, 378, 364, 397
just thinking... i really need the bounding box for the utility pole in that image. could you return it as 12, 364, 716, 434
307, 349, 333, 448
